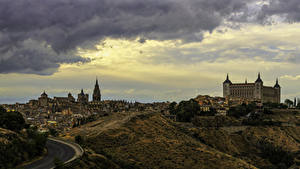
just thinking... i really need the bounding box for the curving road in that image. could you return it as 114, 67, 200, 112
24, 138, 81, 169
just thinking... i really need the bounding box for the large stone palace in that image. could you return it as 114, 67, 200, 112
223, 73, 281, 103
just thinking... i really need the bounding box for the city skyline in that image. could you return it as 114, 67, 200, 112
0, 73, 287, 104
1, 0, 300, 103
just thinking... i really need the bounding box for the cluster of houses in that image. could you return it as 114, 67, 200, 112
1, 91, 170, 133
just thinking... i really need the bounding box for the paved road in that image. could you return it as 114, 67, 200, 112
24, 139, 76, 169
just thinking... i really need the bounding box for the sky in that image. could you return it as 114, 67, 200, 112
1, 0, 300, 103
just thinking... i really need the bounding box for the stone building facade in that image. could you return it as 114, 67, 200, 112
38, 91, 50, 107
77, 89, 89, 104
223, 73, 281, 103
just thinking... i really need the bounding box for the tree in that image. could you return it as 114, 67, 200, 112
34, 132, 48, 154
26, 127, 48, 156
227, 102, 256, 118
284, 99, 293, 108
175, 99, 200, 122
168, 102, 177, 115
0, 107, 26, 132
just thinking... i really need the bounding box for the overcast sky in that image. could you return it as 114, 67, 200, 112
1, 0, 300, 103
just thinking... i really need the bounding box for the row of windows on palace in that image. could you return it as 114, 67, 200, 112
230, 90, 255, 96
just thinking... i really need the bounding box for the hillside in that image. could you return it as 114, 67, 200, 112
64, 109, 300, 169
65, 112, 256, 169
0, 107, 48, 169
190, 126, 300, 169
0, 127, 48, 169
0, 128, 27, 168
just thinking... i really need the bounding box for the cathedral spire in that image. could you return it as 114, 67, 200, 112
93, 77, 101, 102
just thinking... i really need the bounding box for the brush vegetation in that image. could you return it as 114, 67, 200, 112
0, 106, 48, 169
64, 109, 300, 169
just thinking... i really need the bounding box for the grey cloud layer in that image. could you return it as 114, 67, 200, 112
0, 0, 251, 74
2, 0, 300, 75
259, 0, 300, 22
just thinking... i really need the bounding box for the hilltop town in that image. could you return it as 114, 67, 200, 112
1, 74, 297, 136
3, 74, 300, 169
1, 79, 169, 134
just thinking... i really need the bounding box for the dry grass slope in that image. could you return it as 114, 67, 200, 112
70, 112, 256, 169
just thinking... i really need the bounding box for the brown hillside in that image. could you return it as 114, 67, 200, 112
0, 128, 28, 168
190, 124, 300, 168
68, 112, 256, 169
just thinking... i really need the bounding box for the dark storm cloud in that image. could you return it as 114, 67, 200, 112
0, 0, 252, 74
258, 0, 300, 23
0, 39, 90, 75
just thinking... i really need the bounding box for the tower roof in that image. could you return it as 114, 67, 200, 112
80, 89, 84, 95
41, 91, 47, 97
223, 74, 232, 84
255, 72, 263, 83
274, 78, 280, 88
96, 77, 99, 86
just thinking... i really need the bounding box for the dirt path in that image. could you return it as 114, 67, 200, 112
68, 111, 151, 138
221, 126, 249, 134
